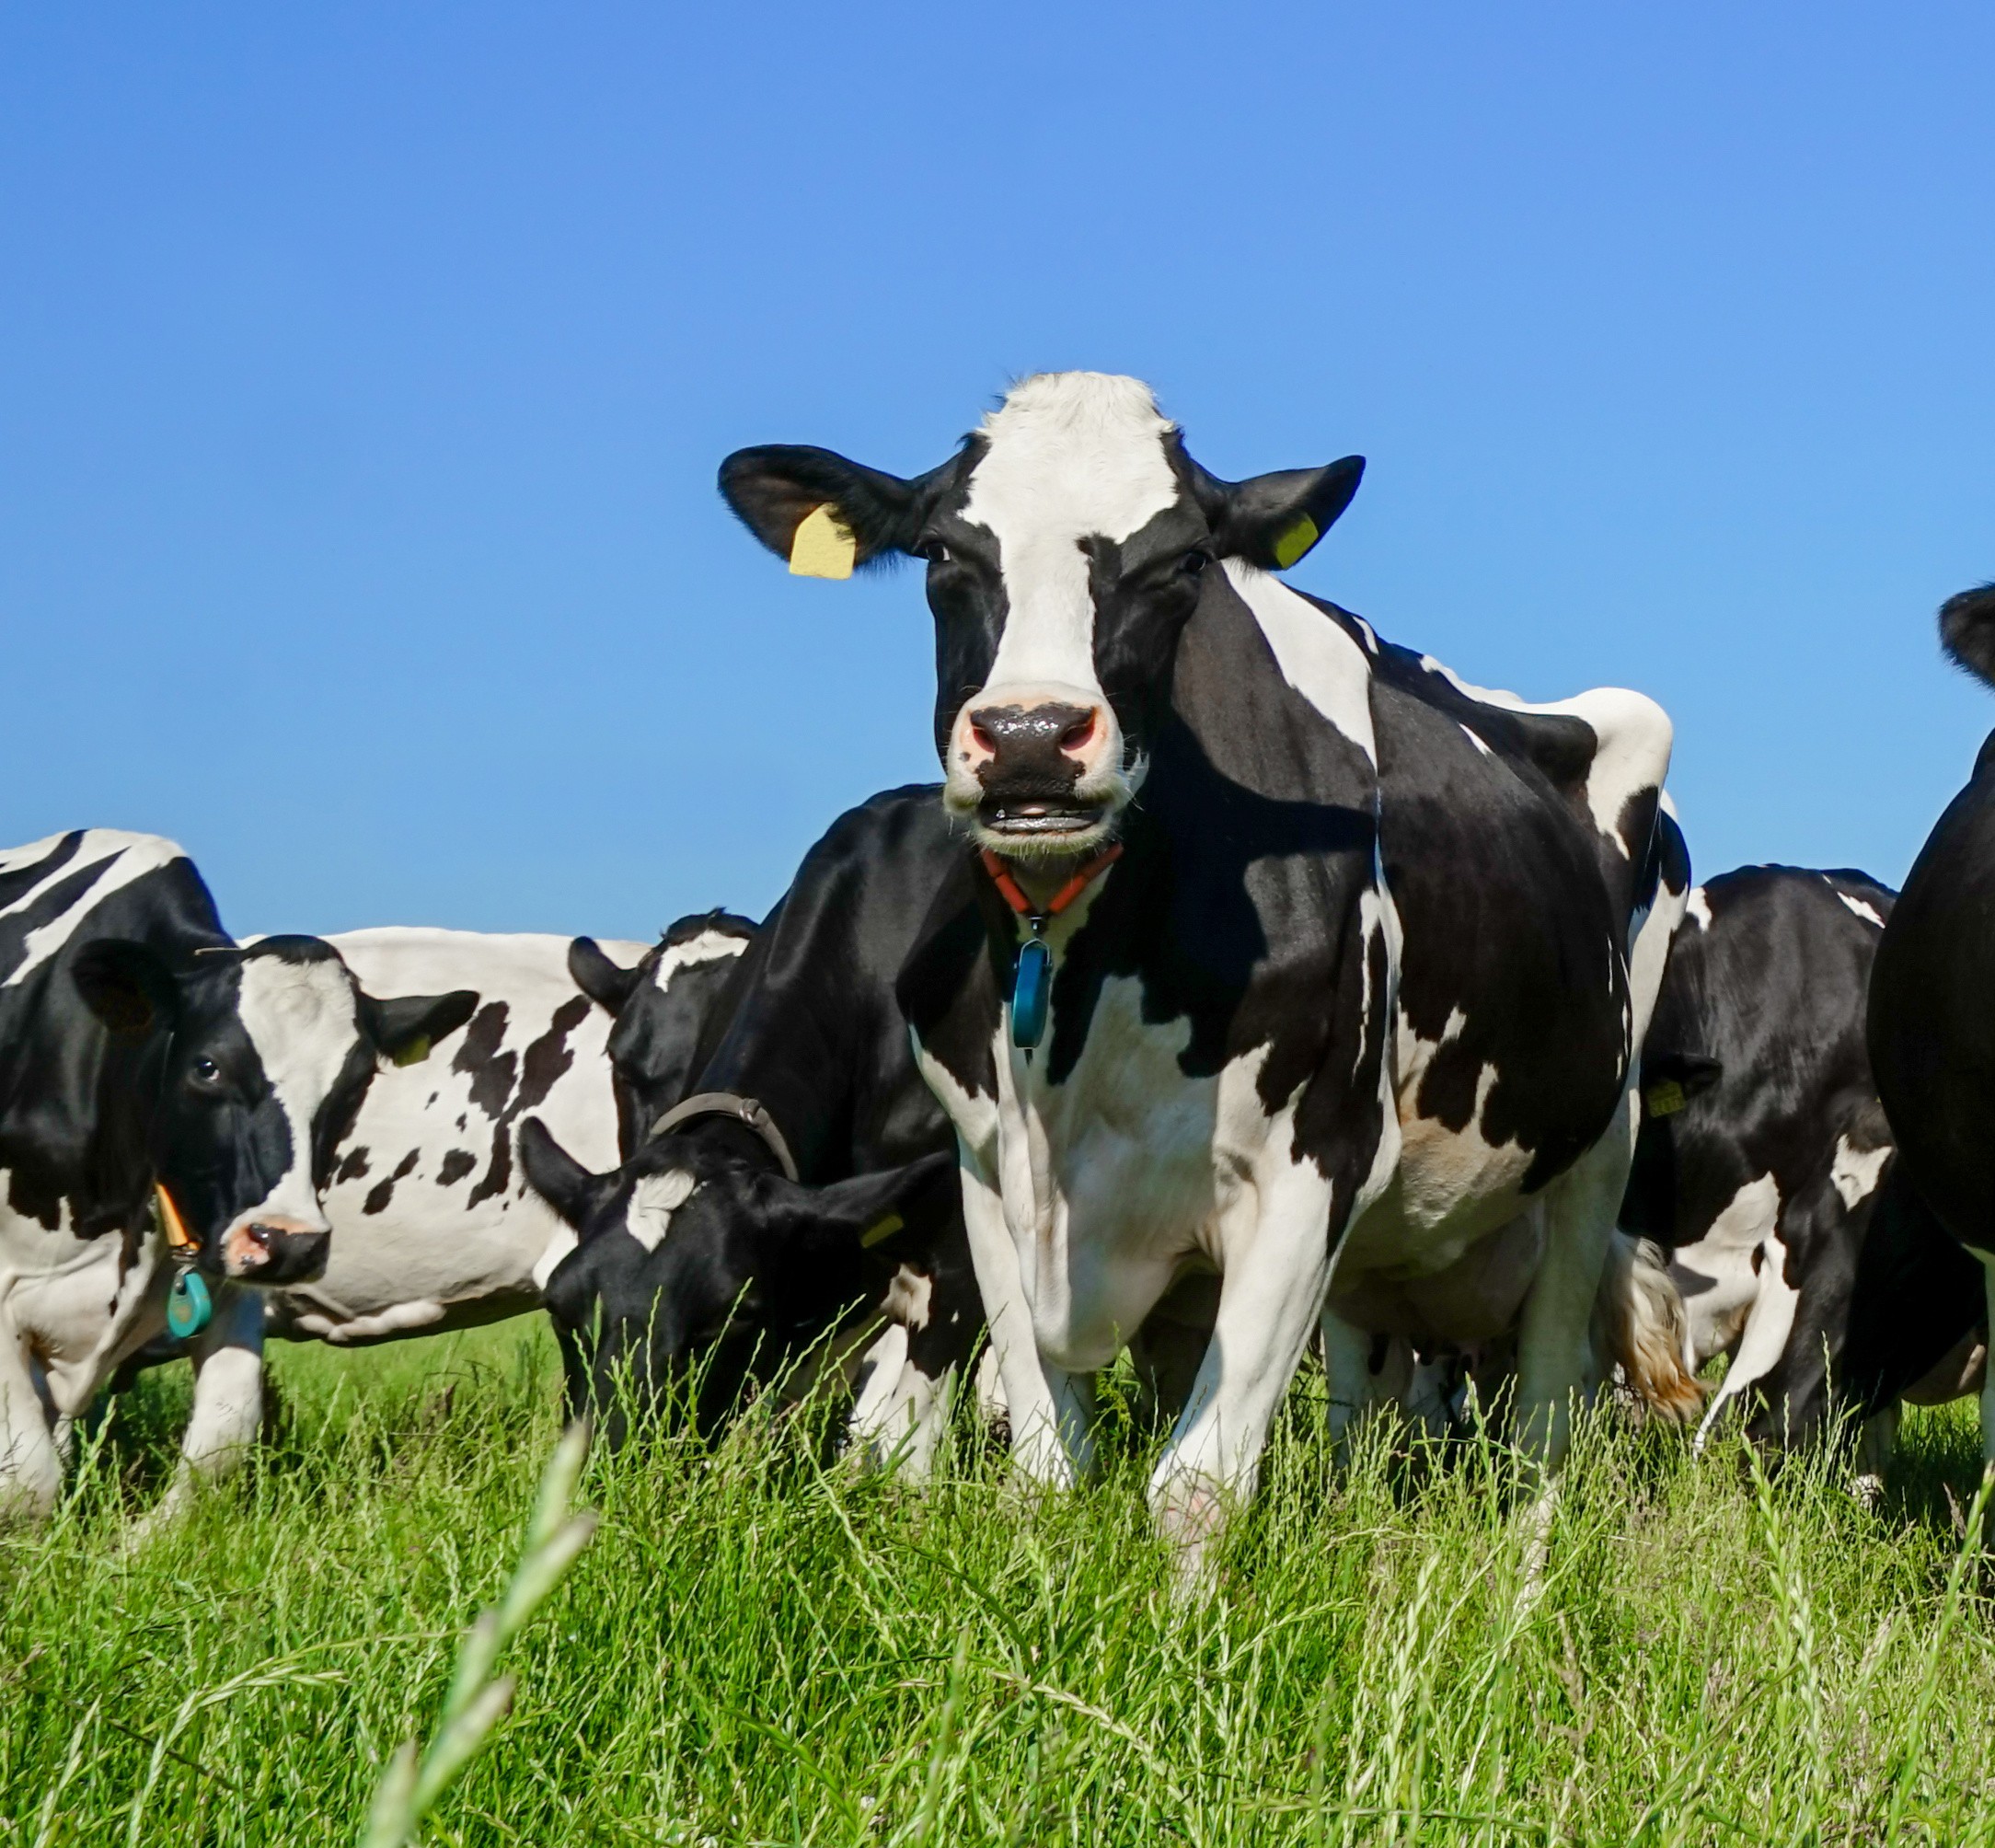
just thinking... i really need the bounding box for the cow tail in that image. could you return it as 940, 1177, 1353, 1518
1940, 584, 1995, 690
1596, 1230, 1704, 1426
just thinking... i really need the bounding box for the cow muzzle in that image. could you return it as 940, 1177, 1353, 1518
222, 1217, 332, 1285
944, 688, 1132, 856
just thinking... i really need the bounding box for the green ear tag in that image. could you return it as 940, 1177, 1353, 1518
392, 1034, 432, 1068
1644, 1079, 1687, 1119
859, 1211, 905, 1249
167, 1268, 213, 1339
1272, 514, 1320, 570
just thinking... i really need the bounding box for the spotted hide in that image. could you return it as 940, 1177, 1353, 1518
1868, 584, 1995, 1478
522, 787, 985, 1473
722, 373, 1700, 1568
0, 831, 474, 1521
1621, 865, 1984, 1474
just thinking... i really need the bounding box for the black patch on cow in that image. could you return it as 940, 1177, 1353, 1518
363, 1149, 421, 1216
435, 1149, 478, 1186
453, 1001, 515, 1120
334, 1145, 371, 1184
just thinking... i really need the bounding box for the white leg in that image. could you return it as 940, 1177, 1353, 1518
1320, 1305, 1385, 1450
1516, 1105, 1636, 1475
958, 1156, 1083, 1487
141, 1285, 265, 1530
0, 1324, 63, 1523
1150, 1157, 1335, 1573
846, 1325, 959, 1482
1692, 1236, 1800, 1454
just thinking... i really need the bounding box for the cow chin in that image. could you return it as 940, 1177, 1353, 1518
943, 764, 1137, 862
220, 1219, 332, 1285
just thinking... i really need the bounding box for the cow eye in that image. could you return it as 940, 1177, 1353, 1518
1180, 549, 1213, 576
190, 1057, 223, 1087
921, 539, 952, 565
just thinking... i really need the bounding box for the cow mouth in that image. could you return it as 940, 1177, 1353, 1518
978, 800, 1106, 840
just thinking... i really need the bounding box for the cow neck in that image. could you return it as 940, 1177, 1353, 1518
649, 1091, 800, 1182
979, 844, 1123, 1051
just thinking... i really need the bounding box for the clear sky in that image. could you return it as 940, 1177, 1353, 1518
3, 4, 1989, 940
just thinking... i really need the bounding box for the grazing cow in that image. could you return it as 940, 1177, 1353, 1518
521, 787, 983, 1469
0, 830, 475, 1519
567, 911, 757, 1156
1620, 864, 1985, 1462
1867, 585, 1995, 1472
124, 920, 753, 1512
720, 372, 1700, 1568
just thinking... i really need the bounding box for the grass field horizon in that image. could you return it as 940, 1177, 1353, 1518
6, 1321, 1995, 1845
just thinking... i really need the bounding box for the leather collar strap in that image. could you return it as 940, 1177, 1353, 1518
648, 1091, 800, 1184
979, 844, 1124, 922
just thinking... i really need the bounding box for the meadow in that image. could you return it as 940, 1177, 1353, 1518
6, 1325, 1995, 1846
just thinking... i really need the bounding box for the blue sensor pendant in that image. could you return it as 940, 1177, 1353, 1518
167, 1268, 213, 1339
1012, 935, 1052, 1049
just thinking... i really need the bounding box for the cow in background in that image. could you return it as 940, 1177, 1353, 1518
1620, 864, 1985, 1479
0, 830, 474, 1519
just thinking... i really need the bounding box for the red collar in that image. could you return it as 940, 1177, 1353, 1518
979, 843, 1124, 920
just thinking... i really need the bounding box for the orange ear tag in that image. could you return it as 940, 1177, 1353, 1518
789, 504, 857, 579
154, 1181, 196, 1253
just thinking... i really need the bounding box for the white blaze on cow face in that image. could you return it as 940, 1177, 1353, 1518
944, 375, 1184, 852
626, 1169, 697, 1253
223, 954, 362, 1275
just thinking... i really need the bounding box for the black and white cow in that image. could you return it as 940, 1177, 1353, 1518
567, 911, 758, 1156
0, 830, 475, 1519
1867, 585, 1995, 1473
1620, 863, 1985, 1466
720, 372, 1701, 1565
122, 920, 752, 1515
521, 786, 983, 1469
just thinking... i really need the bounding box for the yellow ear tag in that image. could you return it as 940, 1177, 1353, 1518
1272, 515, 1320, 570
392, 1034, 432, 1068
1644, 1079, 1686, 1119
859, 1211, 904, 1249
789, 503, 857, 580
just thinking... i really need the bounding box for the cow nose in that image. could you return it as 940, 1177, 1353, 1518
225, 1218, 332, 1284
964, 701, 1103, 785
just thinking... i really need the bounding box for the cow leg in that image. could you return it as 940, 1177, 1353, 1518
0, 1325, 63, 1523
1320, 1306, 1386, 1450
958, 1158, 1088, 1486
1854, 1403, 1897, 1507
1150, 1157, 1336, 1580
1693, 1235, 1802, 1454
1978, 1255, 1995, 1475
846, 1326, 959, 1481
1515, 1103, 1634, 1478
141, 1285, 266, 1530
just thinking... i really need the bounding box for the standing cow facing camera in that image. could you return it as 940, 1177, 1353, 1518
0, 830, 476, 1521
721, 372, 1700, 1574
1620, 863, 1985, 1470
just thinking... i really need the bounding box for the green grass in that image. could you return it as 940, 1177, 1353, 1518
6, 1324, 1995, 1845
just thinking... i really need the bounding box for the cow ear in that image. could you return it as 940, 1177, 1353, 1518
1207, 456, 1366, 570
569, 937, 643, 1017
72, 940, 179, 1036
808, 1150, 958, 1245
718, 445, 929, 578
519, 1116, 605, 1231
362, 988, 479, 1066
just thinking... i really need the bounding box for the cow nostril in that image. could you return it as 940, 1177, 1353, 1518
247, 1224, 275, 1252
970, 722, 997, 755
1059, 712, 1098, 754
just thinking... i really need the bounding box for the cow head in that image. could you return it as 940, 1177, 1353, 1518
568, 911, 757, 1157
721, 373, 1364, 862
71, 935, 479, 1284
520, 1116, 951, 1441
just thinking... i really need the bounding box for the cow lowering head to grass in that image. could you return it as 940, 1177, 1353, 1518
0, 830, 478, 1520
721, 374, 1701, 1582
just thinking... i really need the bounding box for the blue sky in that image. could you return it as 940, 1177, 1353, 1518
2, 4, 1989, 938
